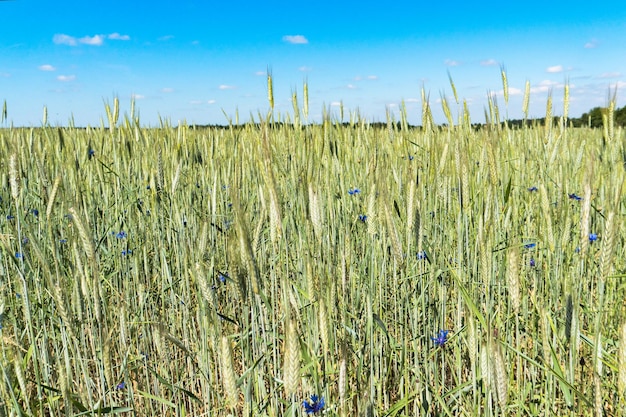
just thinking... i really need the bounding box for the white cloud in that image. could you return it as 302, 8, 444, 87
494, 87, 523, 98
546, 65, 563, 73
38, 64, 56, 71
282, 35, 308, 44
79, 35, 104, 46
108, 33, 130, 41
530, 79, 561, 93
405, 98, 420, 103
347, 84, 357, 89
158, 35, 174, 41
330, 101, 342, 107
481, 59, 498, 66
444, 59, 461, 67
598, 72, 621, 79
161, 87, 174, 93
218, 85, 236, 90
131, 93, 145, 100
355, 75, 378, 81
57, 75, 76, 82
298, 66, 312, 72
53, 34, 77, 46
208, 99, 216, 104
585, 39, 598, 49
54, 33, 109, 46
254, 71, 266, 76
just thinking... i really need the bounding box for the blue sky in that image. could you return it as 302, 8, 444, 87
1, 0, 625, 126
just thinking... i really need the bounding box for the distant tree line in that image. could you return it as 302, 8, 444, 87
189, 104, 626, 130
505, 104, 626, 129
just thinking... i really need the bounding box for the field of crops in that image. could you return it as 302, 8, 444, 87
0, 84, 625, 416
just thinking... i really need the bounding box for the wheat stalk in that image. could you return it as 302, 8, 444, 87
283, 319, 300, 398
540, 185, 555, 251
220, 335, 240, 409
522, 80, 530, 121
619, 322, 626, 403
493, 340, 508, 409
500, 65, 509, 106
9, 153, 19, 202
507, 247, 521, 314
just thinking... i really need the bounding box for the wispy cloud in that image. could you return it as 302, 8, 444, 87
57, 75, 76, 82
598, 72, 621, 79
158, 35, 174, 41
79, 35, 104, 46
161, 87, 174, 93
38, 64, 56, 71
108, 33, 130, 41
218, 85, 236, 90
298, 66, 312, 72
584, 39, 598, 49
444, 59, 461, 67
0, 72, 10, 78
54, 33, 126, 46
481, 59, 498, 66
346, 84, 357, 89
354, 75, 378, 81
53, 34, 77, 46
131, 93, 145, 100
530, 80, 562, 93
282, 35, 308, 44
495, 87, 523, 97
546, 65, 564, 73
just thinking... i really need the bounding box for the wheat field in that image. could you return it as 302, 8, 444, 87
0, 79, 625, 416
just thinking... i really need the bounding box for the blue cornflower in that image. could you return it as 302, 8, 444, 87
303, 394, 325, 415
358, 214, 367, 222
15, 252, 22, 259
218, 273, 228, 283
121, 249, 132, 256
59, 239, 67, 244
528, 186, 538, 192
408, 155, 414, 161
568, 193, 583, 201
416, 251, 427, 260
524, 243, 536, 249
431, 330, 450, 347
6, 215, 14, 220
30, 209, 39, 217
22, 237, 29, 245
589, 233, 598, 242
348, 188, 361, 195
116, 381, 126, 390
530, 257, 536, 267
88, 149, 95, 159
116, 231, 127, 239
